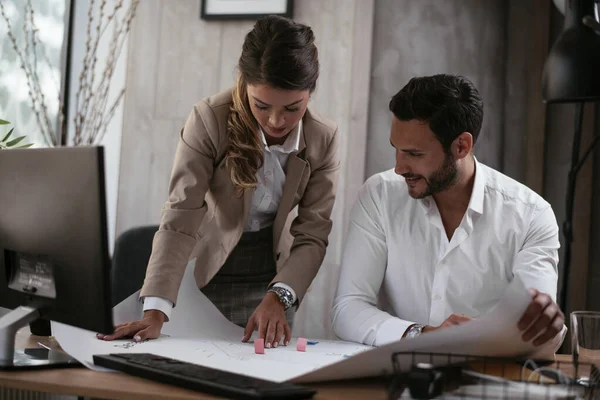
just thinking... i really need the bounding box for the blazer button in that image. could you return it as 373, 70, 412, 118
276, 252, 281, 260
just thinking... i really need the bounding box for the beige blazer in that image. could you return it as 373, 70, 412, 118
140, 89, 340, 306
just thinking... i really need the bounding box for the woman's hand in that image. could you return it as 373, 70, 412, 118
242, 292, 291, 348
97, 310, 166, 342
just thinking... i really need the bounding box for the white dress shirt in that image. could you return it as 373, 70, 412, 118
143, 122, 302, 320
245, 121, 301, 232
332, 159, 561, 348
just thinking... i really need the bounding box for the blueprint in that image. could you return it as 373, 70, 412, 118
52, 261, 544, 383
51, 260, 372, 381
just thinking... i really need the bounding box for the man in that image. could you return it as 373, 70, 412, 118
332, 74, 565, 354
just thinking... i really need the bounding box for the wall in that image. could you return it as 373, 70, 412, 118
366, 0, 507, 178
366, 0, 553, 190
115, 0, 373, 339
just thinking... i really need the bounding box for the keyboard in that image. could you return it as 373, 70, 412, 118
93, 353, 317, 399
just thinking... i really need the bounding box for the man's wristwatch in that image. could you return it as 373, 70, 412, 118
405, 324, 425, 338
267, 286, 294, 311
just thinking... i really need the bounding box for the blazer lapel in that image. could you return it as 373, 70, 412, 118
273, 130, 308, 249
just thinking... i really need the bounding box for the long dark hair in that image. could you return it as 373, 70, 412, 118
226, 16, 319, 195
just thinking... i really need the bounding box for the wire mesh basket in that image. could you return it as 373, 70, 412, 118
387, 351, 600, 399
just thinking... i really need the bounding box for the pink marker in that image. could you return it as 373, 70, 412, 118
296, 337, 307, 352
254, 338, 265, 354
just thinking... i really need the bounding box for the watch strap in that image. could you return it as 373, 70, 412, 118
267, 286, 294, 311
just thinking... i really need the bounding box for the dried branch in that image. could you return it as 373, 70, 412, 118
73, 0, 138, 146
27, 0, 56, 147
1, 0, 140, 147
0, 0, 56, 146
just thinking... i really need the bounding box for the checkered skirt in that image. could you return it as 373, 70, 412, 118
200, 227, 295, 328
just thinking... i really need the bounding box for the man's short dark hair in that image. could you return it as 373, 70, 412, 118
389, 74, 484, 149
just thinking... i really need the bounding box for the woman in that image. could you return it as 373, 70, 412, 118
98, 16, 340, 349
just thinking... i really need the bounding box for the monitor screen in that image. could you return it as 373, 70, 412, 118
0, 146, 113, 335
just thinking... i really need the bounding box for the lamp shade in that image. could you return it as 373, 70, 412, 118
542, 0, 600, 103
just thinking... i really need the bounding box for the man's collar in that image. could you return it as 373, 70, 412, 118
467, 157, 484, 215
418, 156, 484, 215
418, 196, 434, 213
259, 120, 302, 154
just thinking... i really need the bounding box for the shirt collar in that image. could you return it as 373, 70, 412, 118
259, 120, 302, 154
418, 196, 434, 214
467, 157, 485, 215
418, 156, 485, 215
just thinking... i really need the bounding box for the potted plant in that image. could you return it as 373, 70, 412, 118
0, 119, 33, 149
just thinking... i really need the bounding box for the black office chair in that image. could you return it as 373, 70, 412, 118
111, 225, 159, 306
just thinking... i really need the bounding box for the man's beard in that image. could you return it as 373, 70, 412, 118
407, 151, 458, 199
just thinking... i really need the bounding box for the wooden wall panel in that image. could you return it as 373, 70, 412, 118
155, 1, 222, 119
366, 0, 508, 178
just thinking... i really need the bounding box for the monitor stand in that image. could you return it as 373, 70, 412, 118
0, 306, 79, 370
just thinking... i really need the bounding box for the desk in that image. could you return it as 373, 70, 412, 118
0, 328, 388, 400
0, 329, 575, 400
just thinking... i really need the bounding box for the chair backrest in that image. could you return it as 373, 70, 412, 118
111, 225, 159, 306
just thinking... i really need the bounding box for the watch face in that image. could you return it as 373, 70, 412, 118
271, 287, 293, 310
407, 325, 422, 338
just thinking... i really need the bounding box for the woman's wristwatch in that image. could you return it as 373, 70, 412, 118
267, 286, 294, 311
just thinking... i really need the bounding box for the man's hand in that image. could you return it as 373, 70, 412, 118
97, 310, 165, 342
423, 314, 473, 333
242, 292, 291, 348
517, 288, 564, 346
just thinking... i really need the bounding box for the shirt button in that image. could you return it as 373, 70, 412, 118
433, 294, 442, 301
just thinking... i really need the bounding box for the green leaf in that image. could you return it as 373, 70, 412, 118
16, 143, 33, 148
0, 119, 9, 125
1, 127, 14, 142
6, 135, 26, 147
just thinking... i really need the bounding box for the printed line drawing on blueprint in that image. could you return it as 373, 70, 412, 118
111, 334, 171, 350
194, 340, 249, 361
189, 338, 373, 367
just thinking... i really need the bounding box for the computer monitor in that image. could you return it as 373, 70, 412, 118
0, 146, 113, 369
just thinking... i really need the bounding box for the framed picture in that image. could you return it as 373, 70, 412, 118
201, 0, 294, 20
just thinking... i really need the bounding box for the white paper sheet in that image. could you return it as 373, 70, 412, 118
51, 261, 372, 382
52, 263, 539, 383
292, 276, 536, 383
